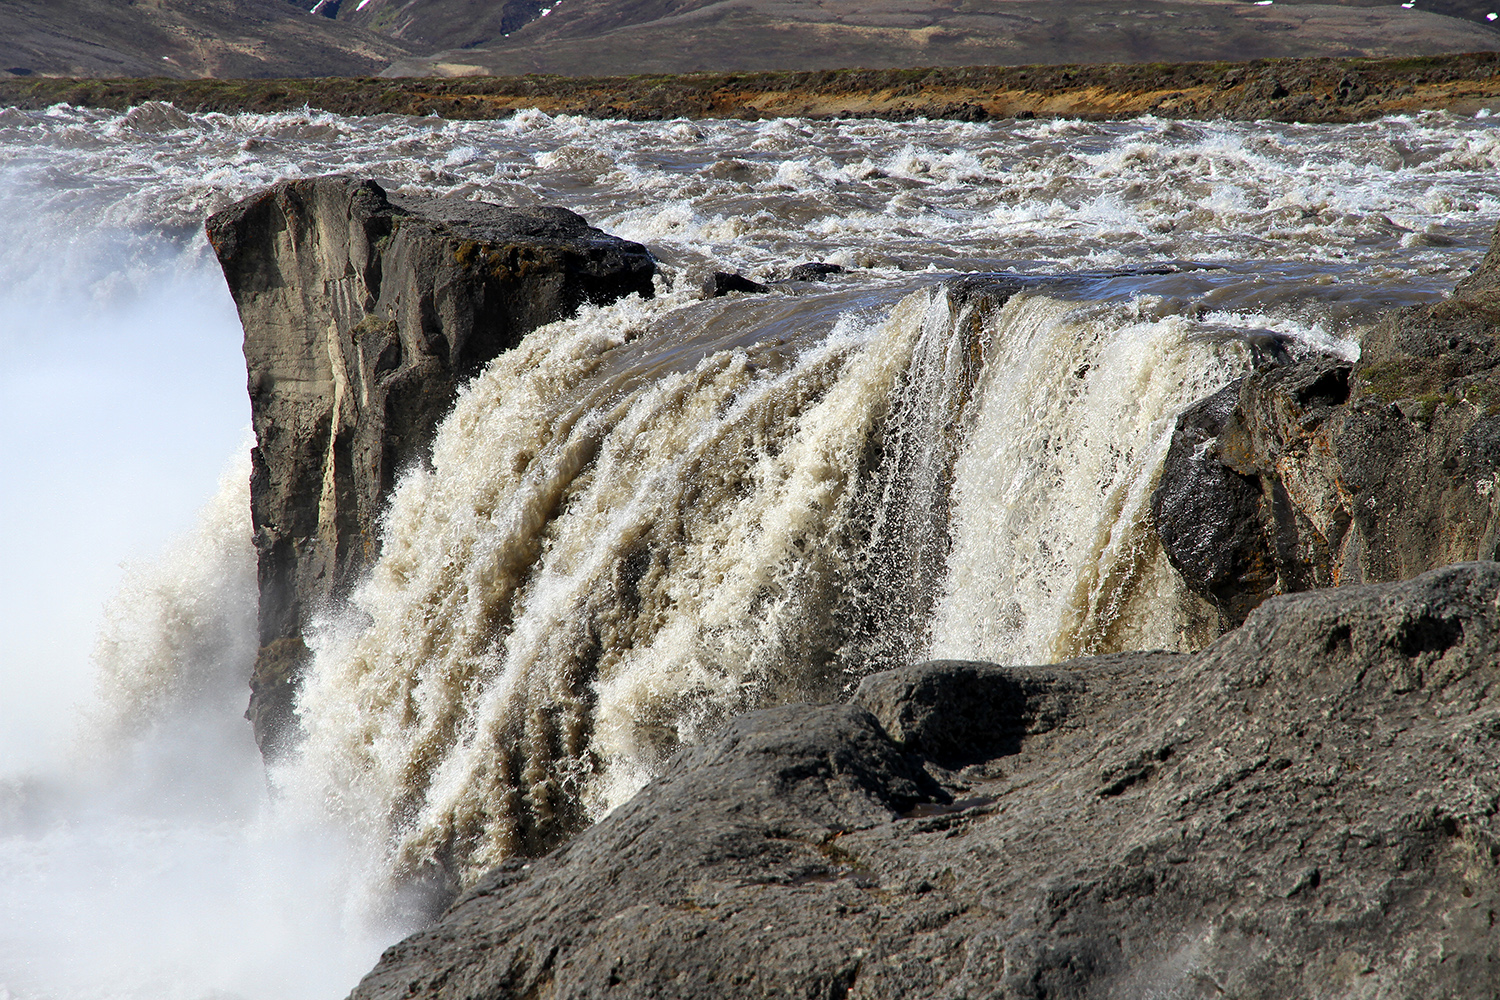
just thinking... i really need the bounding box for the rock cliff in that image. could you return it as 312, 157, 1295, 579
1153, 230, 1500, 628
350, 562, 1500, 1000
206, 177, 655, 754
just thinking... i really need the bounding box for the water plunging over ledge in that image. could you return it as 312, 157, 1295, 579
281, 266, 1353, 896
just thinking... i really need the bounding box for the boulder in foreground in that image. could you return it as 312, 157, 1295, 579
351, 562, 1500, 999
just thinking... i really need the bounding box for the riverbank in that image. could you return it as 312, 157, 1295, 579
5, 52, 1500, 122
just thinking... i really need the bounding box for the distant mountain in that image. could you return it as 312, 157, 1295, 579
336, 0, 549, 49
377, 0, 1500, 78
0, 0, 413, 79
2, 0, 1498, 80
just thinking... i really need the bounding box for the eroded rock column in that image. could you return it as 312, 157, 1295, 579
207, 176, 654, 754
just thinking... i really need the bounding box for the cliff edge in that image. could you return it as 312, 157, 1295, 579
206, 177, 655, 754
1154, 223, 1500, 629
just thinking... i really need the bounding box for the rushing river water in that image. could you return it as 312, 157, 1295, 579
4, 102, 1500, 1000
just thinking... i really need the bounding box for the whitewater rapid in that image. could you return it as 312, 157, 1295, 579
4, 102, 1500, 999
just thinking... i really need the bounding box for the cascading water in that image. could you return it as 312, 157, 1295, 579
929, 293, 1359, 664
286, 286, 963, 884
283, 270, 1363, 893
4, 101, 1500, 999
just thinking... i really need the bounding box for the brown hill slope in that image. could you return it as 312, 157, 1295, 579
0, 0, 413, 79
381, 0, 1500, 77
4, 0, 1499, 82
337, 0, 548, 48
6, 52, 1500, 123
346, 0, 1500, 57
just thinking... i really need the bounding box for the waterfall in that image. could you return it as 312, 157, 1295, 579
284, 277, 1262, 894
931, 294, 1245, 664
3, 102, 1487, 1000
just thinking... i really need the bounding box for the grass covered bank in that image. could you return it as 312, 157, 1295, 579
4, 52, 1500, 123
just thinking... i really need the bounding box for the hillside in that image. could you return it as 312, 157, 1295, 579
0, 0, 413, 79
3, 0, 1500, 80
379, 0, 1500, 78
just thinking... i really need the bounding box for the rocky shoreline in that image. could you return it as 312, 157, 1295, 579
10, 52, 1500, 123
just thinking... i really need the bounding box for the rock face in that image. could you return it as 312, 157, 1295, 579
351, 562, 1500, 1000
1154, 238, 1500, 628
206, 177, 655, 754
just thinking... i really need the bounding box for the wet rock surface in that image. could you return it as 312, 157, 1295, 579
351, 563, 1500, 1000
1154, 224, 1500, 627
787, 261, 847, 282
1152, 381, 1278, 629
206, 176, 654, 754
702, 270, 771, 297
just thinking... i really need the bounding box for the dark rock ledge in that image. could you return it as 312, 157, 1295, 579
1154, 227, 1500, 630
352, 563, 1500, 1000
207, 176, 655, 755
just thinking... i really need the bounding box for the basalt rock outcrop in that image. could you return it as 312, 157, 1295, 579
701, 270, 770, 297
206, 177, 654, 754
351, 562, 1500, 1000
1154, 230, 1500, 629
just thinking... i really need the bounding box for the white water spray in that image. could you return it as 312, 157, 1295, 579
930, 294, 1246, 663
0, 452, 418, 1000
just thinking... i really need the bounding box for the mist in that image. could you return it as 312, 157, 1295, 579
0, 192, 410, 1000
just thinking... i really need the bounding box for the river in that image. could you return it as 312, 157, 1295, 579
2, 102, 1499, 1000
